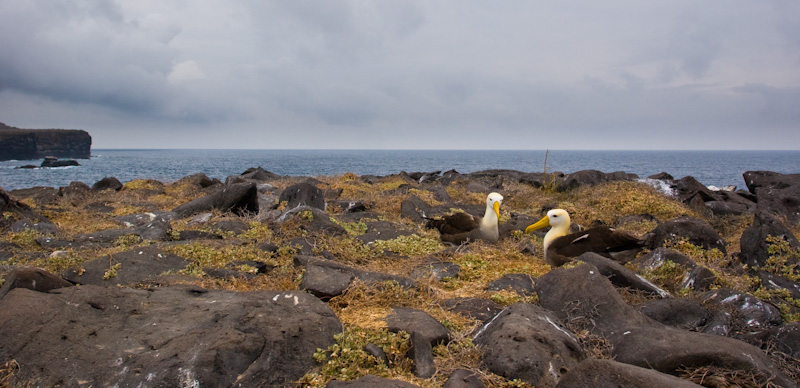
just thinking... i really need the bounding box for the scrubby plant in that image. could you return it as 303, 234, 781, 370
300, 327, 412, 386
764, 235, 800, 282
370, 234, 443, 257
329, 218, 368, 236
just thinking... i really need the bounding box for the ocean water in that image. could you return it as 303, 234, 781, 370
1, 149, 798, 192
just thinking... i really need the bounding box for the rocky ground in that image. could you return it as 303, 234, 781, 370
1, 167, 799, 387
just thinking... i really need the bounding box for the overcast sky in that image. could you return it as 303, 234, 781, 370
1, 1, 799, 150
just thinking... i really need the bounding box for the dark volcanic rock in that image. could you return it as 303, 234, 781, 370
638, 298, 711, 330
295, 256, 416, 298
240, 166, 281, 181
177, 172, 220, 188
441, 297, 504, 323
473, 303, 585, 387
280, 206, 346, 236
400, 195, 433, 221
0, 267, 73, 299
301, 261, 356, 299
409, 260, 461, 281
681, 265, 718, 291
363, 343, 389, 365
40, 156, 79, 168
356, 220, 414, 244
487, 273, 535, 296
700, 288, 783, 332
62, 246, 190, 286
579, 253, 670, 297
75, 217, 171, 243
556, 359, 703, 388
327, 375, 421, 388
0, 123, 91, 161
279, 182, 325, 210
385, 308, 449, 378
59, 181, 91, 196
758, 271, 800, 299
643, 216, 727, 254
443, 369, 487, 388
8, 186, 60, 205
210, 219, 250, 235
408, 331, 436, 378
744, 170, 800, 194
177, 230, 224, 241
772, 323, 800, 358
739, 210, 800, 268
114, 211, 175, 228
91, 176, 123, 191
385, 307, 450, 346
0, 285, 341, 387
743, 171, 800, 224
535, 264, 796, 388
648, 172, 674, 180
10, 218, 59, 235
172, 182, 259, 218
635, 247, 697, 269
671, 176, 719, 205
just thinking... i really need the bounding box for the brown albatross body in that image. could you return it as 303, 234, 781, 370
525, 209, 641, 267
427, 193, 503, 245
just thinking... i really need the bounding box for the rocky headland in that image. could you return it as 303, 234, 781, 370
0, 122, 92, 161
1, 168, 799, 387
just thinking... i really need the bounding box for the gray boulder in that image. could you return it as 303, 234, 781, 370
295, 256, 416, 299
327, 375, 421, 388
400, 195, 433, 221
637, 298, 711, 331
279, 182, 325, 210
473, 303, 585, 387
62, 245, 190, 286
385, 307, 450, 346
10, 218, 59, 235
75, 217, 171, 243
743, 171, 800, 224
280, 206, 347, 236
487, 273, 535, 296
443, 369, 487, 388
0, 285, 341, 387
556, 359, 703, 388
172, 182, 259, 218
700, 288, 783, 332
740, 210, 799, 268
0, 266, 73, 299
177, 172, 219, 188
643, 216, 726, 254
441, 297, 503, 323
535, 264, 797, 388
385, 307, 450, 378
578, 252, 670, 297
91, 176, 123, 191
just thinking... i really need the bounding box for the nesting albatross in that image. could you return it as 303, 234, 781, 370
426, 192, 503, 245
525, 209, 642, 267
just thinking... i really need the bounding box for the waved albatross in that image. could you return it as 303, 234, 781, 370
426, 192, 503, 245
525, 209, 642, 267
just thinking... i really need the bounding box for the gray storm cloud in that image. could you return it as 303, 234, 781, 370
0, 0, 798, 149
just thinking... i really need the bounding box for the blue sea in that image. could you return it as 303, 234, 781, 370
1, 149, 799, 192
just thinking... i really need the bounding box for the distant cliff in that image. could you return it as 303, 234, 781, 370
0, 122, 92, 161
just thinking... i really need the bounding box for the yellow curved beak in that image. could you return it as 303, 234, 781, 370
525, 215, 550, 234
493, 201, 500, 219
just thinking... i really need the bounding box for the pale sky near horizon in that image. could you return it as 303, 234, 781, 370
1, 1, 799, 150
